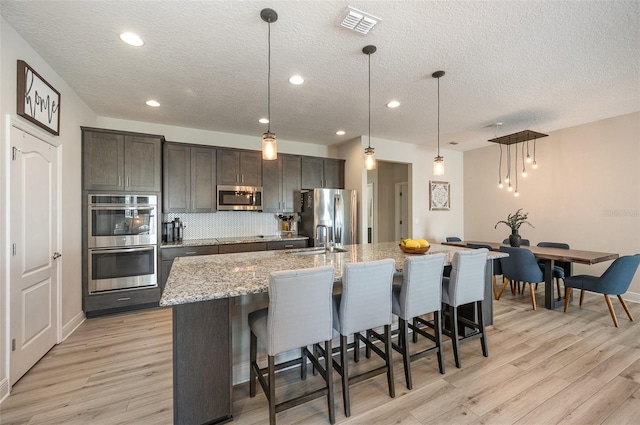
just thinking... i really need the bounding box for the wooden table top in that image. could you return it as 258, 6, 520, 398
442, 241, 619, 265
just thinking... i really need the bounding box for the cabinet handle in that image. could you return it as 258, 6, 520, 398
126, 176, 130, 187
284, 244, 293, 248
185, 251, 198, 255
117, 297, 131, 301
241, 174, 245, 183
118, 176, 122, 187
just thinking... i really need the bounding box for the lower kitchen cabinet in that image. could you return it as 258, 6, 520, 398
218, 242, 267, 254
266, 240, 307, 250
84, 286, 162, 318
161, 245, 220, 288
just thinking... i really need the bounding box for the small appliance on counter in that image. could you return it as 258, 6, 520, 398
163, 218, 184, 242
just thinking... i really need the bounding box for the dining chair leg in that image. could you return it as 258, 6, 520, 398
529, 283, 537, 310
301, 347, 307, 380
564, 287, 571, 313
604, 294, 619, 327
497, 278, 509, 300
555, 278, 561, 301
340, 334, 351, 417
250, 331, 257, 397
384, 324, 395, 398
435, 311, 445, 374
268, 355, 276, 425
450, 305, 461, 368
325, 340, 335, 425
580, 289, 585, 306
492, 275, 498, 300
617, 295, 634, 322
399, 318, 412, 390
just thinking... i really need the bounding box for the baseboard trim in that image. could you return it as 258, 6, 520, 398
0, 377, 9, 404
62, 311, 86, 342
623, 291, 640, 304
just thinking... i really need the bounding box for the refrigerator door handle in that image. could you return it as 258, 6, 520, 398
334, 193, 343, 246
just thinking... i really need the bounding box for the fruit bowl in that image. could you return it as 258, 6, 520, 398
399, 244, 430, 254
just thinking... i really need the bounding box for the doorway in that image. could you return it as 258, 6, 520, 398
368, 161, 410, 243
9, 121, 61, 386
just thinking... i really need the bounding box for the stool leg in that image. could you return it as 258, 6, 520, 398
435, 310, 445, 374
399, 318, 412, 390
450, 305, 461, 369
325, 340, 335, 425
353, 332, 360, 363
250, 331, 257, 397
268, 355, 276, 425
365, 330, 372, 359
340, 334, 351, 417
301, 347, 307, 380
412, 317, 419, 343
478, 300, 488, 357
384, 324, 395, 398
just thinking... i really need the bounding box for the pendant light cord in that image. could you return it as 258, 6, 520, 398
436, 76, 440, 157
267, 19, 271, 134
368, 51, 371, 149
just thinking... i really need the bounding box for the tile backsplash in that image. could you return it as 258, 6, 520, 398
163, 212, 281, 240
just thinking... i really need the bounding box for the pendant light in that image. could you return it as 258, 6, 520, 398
363, 45, 377, 170
261, 8, 278, 160
432, 71, 445, 176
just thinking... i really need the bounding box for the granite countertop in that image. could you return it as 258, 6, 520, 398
161, 234, 309, 248
159, 241, 507, 306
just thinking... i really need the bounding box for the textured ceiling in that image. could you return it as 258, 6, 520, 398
2, 1, 639, 151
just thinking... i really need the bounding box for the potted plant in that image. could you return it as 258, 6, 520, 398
494, 208, 534, 247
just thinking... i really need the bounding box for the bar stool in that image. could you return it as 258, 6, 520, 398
442, 249, 489, 368
331, 259, 396, 417
249, 266, 336, 425
392, 254, 446, 389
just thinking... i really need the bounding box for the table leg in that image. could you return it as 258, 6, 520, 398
542, 259, 565, 309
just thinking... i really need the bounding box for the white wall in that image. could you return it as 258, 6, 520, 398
464, 112, 640, 299
1, 17, 97, 397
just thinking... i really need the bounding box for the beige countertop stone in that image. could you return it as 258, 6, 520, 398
160, 241, 506, 306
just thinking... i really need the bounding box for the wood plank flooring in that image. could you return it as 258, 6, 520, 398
2, 290, 640, 425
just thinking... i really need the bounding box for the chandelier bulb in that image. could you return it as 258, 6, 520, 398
514, 190, 520, 197
522, 171, 527, 178
498, 181, 503, 189
505, 176, 510, 183
532, 161, 538, 169
507, 184, 513, 192
526, 154, 532, 164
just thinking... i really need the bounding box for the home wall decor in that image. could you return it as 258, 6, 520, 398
17, 60, 61, 135
429, 180, 450, 211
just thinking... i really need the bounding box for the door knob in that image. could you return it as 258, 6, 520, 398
52, 252, 62, 259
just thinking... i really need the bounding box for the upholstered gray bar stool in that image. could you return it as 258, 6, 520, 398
442, 249, 489, 368
249, 266, 336, 425
392, 254, 446, 389
331, 259, 396, 417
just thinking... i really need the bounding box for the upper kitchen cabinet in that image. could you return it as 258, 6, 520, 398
301, 157, 345, 189
82, 128, 162, 192
262, 154, 301, 212
163, 143, 217, 213
217, 149, 262, 187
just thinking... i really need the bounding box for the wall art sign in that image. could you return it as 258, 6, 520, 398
429, 180, 450, 211
17, 60, 61, 135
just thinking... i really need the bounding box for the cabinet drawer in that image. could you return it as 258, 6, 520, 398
267, 240, 308, 251
84, 286, 161, 315
218, 243, 267, 254
161, 245, 219, 260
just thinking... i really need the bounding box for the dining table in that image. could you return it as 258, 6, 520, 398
442, 240, 619, 309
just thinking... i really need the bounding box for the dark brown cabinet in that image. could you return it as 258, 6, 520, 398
301, 157, 345, 189
82, 128, 162, 192
217, 149, 262, 186
163, 143, 216, 213
160, 245, 220, 289
266, 239, 307, 250
262, 154, 301, 212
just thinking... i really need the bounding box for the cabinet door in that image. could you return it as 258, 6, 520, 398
163, 143, 191, 212
262, 156, 281, 212
125, 135, 162, 191
191, 147, 217, 212
83, 131, 125, 191
216, 149, 240, 185
240, 151, 262, 186
301, 157, 324, 189
282, 155, 301, 211
324, 159, 345, 189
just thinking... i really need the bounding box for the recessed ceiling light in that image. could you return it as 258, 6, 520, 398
386, 100, 400, 108
145, 100, 160, 107
259, 118, 269, 124
289, 75, 304, 85
336, 130, 346, 136
120, 32, 144, 47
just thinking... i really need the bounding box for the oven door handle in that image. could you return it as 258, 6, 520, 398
89, 206, 156, 211
90, 246, 156, 255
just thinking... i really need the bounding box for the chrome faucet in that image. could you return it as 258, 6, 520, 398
315, 224, 333, 252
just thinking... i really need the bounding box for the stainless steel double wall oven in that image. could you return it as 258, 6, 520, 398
87, 194, 158, 293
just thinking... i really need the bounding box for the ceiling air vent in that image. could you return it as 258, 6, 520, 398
340, 7, 380, 35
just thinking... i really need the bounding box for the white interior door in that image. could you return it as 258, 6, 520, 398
10, 125, 59, 386
395, 182, 409, 240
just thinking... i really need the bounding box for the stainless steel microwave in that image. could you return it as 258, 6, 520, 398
217, 185, 263, 211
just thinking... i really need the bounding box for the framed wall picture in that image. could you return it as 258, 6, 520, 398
17, 60, 61, 135
429, 180, 450, 211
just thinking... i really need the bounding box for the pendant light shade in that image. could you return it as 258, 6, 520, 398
432, 70, 445, 176
363, 45, 377, 170
261, 8, 278, 160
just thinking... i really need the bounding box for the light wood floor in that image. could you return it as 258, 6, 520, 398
2, 289, 640, 425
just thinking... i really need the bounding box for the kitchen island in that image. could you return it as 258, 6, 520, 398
160, 242, 504, 424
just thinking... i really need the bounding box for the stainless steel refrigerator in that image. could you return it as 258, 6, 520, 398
299, 188, 357, 248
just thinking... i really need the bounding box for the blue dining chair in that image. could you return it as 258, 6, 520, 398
467, 243, 505, 300
502, 238, 530, 246
499, 246, 544, 310
563, 254, 640, 327
446, 237, 462, 242
537, 242, 571, 299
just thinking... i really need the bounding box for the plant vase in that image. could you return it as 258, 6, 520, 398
508, 231, 522, 247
